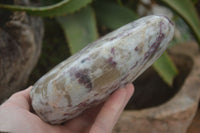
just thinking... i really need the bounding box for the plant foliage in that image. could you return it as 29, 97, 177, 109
0, 0, 92, 17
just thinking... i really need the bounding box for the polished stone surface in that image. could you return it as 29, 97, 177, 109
30, 15, 174, 124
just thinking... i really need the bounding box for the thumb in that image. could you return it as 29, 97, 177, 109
2, 86, 32, 110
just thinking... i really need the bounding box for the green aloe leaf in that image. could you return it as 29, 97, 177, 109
57, 6, 98, 54
0, 0, 92, 17
41, 0, 62, 5
161, 0, 200, 45
153, 52, 178, 86
94, 1, 138, 30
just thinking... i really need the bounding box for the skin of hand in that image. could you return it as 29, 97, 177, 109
0, 84, 134, 133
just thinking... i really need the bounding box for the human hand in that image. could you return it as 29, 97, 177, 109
0, 84, 134, 133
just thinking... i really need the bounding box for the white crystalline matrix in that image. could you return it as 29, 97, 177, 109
30, 15, 174, 124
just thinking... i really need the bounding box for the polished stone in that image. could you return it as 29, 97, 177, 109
30, 15, 174, 124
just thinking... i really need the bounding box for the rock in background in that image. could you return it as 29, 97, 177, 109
0, 0, 44, 103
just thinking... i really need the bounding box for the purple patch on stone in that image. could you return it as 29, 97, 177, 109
121, 74, 130, 82
75, 69, 92, 90
135, 46, 139, 51
143, 21, 165, 62
94, 93, 98, 96
130, 61, 138, 70
77, 102, 88, 108
111, 47, 115, 55
68, 104, 72, 107
156, 15, 174, 26
163, 16, 174, 26
63, 113, 70, 116
106, 57, 117, 67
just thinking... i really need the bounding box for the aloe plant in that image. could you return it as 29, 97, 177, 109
0, 0, 92, 17
57, 6, 98, 54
